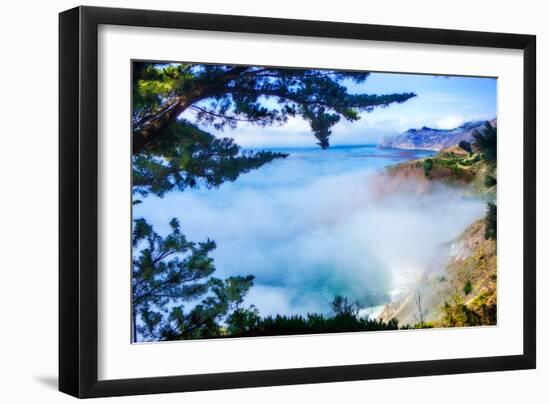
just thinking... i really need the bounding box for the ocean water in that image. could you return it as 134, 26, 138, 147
135, 145, 485, 318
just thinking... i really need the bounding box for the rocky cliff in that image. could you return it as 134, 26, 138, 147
378, 218, 497, 327
376, 139, 497, 328
379, 119, 496, 151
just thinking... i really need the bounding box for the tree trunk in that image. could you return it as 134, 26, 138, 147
132, 66, 250, 154
132, 98, 190, 154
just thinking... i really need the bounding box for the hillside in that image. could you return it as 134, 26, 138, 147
378, 218, 497, 327
379, 119, 496, 151
376, 128, 497, 328
375, 144, 496, 199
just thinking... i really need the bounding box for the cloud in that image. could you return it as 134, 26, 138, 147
244, 285, 323, 317
434, 115, 468, 129
136, 158, 485, 317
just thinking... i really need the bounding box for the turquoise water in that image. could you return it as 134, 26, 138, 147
197, 145, 434, 194
136, 145, 485, 317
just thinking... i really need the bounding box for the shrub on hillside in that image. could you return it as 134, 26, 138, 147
423, 158, 433, 177
485, 202, 497, 240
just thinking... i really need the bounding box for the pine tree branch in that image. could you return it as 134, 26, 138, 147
189, 105, 266, 123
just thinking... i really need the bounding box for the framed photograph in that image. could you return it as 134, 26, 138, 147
59, 6, 536, 398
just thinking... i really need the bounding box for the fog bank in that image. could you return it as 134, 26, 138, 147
136, 148, 485, 317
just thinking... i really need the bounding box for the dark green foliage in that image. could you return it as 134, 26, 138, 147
485, 202, 497, 240
133, 120, 287, 197
132, 217, 255, 341
473, 122, 497, 163
165, 275, 256, 340
438, 158, 455, 168
224, 296, 400, 338
463, 280, 473, 295
484, 174, 497, 187
477, 302, 497, 325
132, 217, 214, 341
411, 321, 434, 329
468, 292, 497, 325
330, 295, 360, 316
441, 295, 481, 327
126, 215, 398, 342
159, 294, 406, 340
131, 62, 417, 203
227, 313, 401, 338
423, 158, 433, 177
458, 140, 472, 154
132, 62, 416, 152
441, 294, 496, 327
457, 155, 479, 166
130, 62, 420, 341
225, 307, 262, 336
133, 227, 408, 341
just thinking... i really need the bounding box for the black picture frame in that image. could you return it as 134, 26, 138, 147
59, 5, 536, 398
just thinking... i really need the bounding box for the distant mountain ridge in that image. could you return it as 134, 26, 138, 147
379, 119, 496, 151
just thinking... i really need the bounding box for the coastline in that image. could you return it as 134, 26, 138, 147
373, 143, 497, 328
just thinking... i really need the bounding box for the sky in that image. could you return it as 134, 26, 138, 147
134, 68, 495, 320
181, 71, 497, 148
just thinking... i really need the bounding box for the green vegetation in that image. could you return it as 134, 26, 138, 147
485, 202, 497, 240
423, 158, 433, 177
458, 154, 481, 166
477, 123, 497, 241
132, 217, 256, 341
401, 218, 497, 330
131, 220, 408, 341
133, 62, 415, 153
384, 124, 498, 330
458, 140, 472, 154
133, 217, 402, 341
223, 297, 401, 339
132, 63, 415, 199
391, 121, 496, 193
463, 280, 473, 295
132, 216, 399, 342
436, 292, 496, 328
131, 62, 418, 341
473, 122, 497, 164
468, 291, 497, 325
131, 63, 499, 339
440, 295, 482, 327
423, 154, 476, 183
132, 228, 405, 343
484, 174, 497, 187
133, 121, 287, 197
